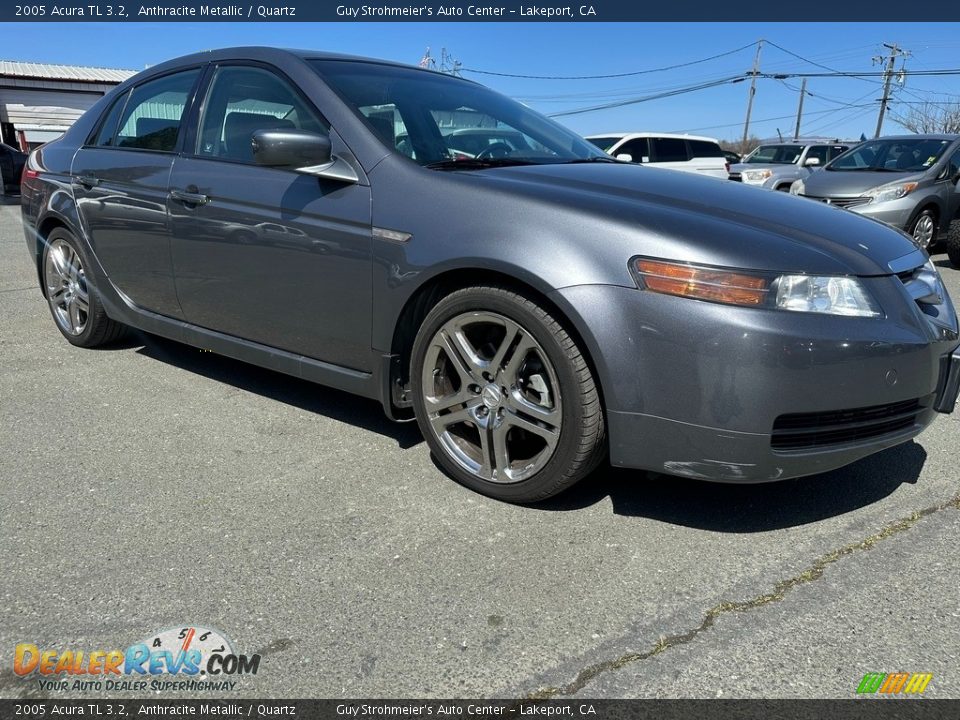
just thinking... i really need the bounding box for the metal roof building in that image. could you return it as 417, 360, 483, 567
0, 60, 137, 150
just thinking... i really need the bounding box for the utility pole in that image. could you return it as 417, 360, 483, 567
874, 43, 909, 138
793, 78, 808, 140
741, 39, 763, 152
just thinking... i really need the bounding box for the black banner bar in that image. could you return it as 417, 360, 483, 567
1, 0, 957, 22
1, 700, 960, 720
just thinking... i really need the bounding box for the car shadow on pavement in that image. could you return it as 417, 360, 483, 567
131, 331, 425, 449
0, 194, 21, 206
534, 441, 927, 532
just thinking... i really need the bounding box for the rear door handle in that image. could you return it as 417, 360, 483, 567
73, 175, 100, 188
169, 189, 209, 206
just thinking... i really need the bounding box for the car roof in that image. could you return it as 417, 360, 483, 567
114, 46, 476, 90
585, 132, 720, 144
863, 133, 960, 141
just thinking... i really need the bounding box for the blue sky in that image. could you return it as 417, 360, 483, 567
3, 22, 960, 142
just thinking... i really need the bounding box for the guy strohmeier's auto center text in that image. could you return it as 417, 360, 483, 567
335, 4, 597, 17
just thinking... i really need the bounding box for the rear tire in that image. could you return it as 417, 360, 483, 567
41, 227, 127, 347
410, 285, 605, 503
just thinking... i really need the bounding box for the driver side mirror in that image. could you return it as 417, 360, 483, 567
803, 156, 821, 167
252, 129, 358, 184
616, 153, 633, 163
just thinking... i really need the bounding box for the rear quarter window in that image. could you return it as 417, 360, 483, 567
687, 140, 723, 158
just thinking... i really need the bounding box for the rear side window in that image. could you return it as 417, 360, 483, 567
651, 137, 688, 163
687, 140, 723, 158
196, 65, 328, 163
114, 69, 200, 152
90, 90, 129, 147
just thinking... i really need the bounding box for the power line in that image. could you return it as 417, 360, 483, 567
461, 42, 758, 81
676, 103, 875, 134
546, 76, 744, 118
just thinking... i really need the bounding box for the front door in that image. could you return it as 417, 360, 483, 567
167, 63, 373, 371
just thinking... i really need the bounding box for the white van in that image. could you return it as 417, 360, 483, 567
586, 132, 728, 178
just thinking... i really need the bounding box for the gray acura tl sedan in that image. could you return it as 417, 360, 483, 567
20, 47, 960, 503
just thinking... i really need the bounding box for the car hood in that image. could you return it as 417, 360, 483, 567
465, 163, 919, 276
803, 169, 923, 196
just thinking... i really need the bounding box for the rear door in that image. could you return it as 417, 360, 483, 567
72, 67, 203, 318
167, 63, 373, 371
684, 139, 727, 178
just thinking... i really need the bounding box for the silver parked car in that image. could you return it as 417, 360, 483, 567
728, 138, 852, 191
793, 135, 960, 255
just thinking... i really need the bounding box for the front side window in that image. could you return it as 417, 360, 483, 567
114, 69, 200, 152
196, 65, 329, 164
941, 147, 960, 179
312, 60, 606, 167
616, 138, 649, 162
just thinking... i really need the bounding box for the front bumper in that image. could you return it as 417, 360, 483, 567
550, 282, 959, 482
849, 197, 914, 231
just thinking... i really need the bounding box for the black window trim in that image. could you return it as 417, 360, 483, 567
81, 64, 206, 156
85, 88, 131, 148
181, 59, 332, 168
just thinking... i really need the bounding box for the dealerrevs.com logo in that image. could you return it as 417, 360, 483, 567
14, 625, 261, 692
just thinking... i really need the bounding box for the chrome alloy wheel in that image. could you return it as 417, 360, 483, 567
44, 238, 89, 336
421, 311, 562, 484
912, 213, 935, 250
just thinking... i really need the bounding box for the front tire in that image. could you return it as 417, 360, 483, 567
41, 228, 127, 347
947, 220, 960, 269
410, 286, 605, 503
909, 208, 938, 251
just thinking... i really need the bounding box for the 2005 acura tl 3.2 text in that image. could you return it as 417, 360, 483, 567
20, 47, 960, 503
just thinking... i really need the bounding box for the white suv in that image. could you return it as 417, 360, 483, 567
586, 132, 728, 178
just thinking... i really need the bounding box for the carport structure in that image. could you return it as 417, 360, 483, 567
0, 60, 135, 150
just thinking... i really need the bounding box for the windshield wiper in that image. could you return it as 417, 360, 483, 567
424, 158, 540, 170
557, 156, 621, 164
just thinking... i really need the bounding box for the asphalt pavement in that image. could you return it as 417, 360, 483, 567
1, 196, 958, 700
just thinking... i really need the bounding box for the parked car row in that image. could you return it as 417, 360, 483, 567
791, 135, 960, 262
18, 48, 960, 503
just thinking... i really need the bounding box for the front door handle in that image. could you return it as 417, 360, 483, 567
169, 189, 210, 206
73, 175, 100, 188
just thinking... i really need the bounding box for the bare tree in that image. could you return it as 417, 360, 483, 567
720, 135, 762, 157
894, 102, 960, 134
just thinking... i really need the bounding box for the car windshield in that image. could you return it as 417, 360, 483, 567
587, 137, 623, 153
827, 138, 951, 172
744, 144, 804, 164
311, 60, 607, 167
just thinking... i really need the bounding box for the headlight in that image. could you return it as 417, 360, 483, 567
631, 259, 882, 317
789, 179, 804, 195
863, 181, 918, 204
742, 169, 773, 185
775, 275, 881, 317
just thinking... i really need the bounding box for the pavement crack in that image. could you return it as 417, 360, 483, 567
525, 492, 960, 700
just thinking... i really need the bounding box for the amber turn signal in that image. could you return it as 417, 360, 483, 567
633, 259, 771, 307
